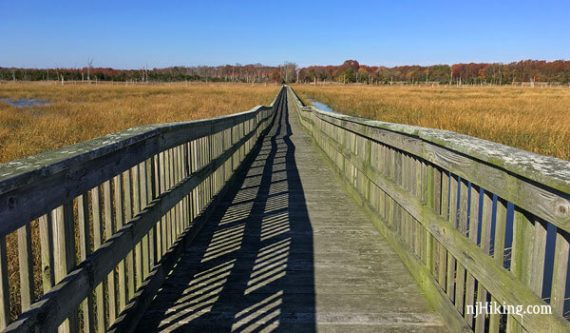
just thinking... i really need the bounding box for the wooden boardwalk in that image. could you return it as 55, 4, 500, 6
3, 87, 569, 333
135, 94, 445, 332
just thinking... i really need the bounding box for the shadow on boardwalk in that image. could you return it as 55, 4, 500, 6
136, 96, 317, 332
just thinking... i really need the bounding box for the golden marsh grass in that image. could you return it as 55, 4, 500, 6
0, 82, 279, 164
294, 84, 570, 160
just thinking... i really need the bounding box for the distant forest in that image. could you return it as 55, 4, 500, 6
2, 59, 570, 85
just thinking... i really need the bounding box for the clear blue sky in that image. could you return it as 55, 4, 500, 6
1, 0, 569, 68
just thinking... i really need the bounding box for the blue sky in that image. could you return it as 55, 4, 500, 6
1, 0, 569, 68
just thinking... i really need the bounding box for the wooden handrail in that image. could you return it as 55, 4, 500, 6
0, 106, 272, 236
0, 87, 284, 332
289, 86, 570, 333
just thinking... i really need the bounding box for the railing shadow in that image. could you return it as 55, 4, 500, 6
136, 93, 316, 332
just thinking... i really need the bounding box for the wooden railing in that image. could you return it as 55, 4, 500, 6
0, 87, 283, 332
288, 86, 570, 333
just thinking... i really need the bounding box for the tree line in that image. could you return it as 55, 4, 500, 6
0, 63, 298, 84
299, 60, 570, 85
2, 59, 570, 84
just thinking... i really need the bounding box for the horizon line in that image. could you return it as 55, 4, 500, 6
2, 58, 570, 71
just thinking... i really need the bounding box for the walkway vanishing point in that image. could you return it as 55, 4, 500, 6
1, 86, 570, 333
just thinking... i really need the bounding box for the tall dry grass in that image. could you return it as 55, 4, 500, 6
0, 82, 278, 163
0, 82, 278, 322
294, 84, 570, 160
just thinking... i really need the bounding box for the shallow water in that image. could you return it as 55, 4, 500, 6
0, 98, 49, 108
308, 99, 337, 113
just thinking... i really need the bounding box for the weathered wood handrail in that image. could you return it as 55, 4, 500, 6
0, 87, 283, 332
288, 86, 570, 333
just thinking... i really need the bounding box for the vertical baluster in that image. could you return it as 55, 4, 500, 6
181, 145, 186, 230
454, 179, 469, 315
198, 138, 205, 213
153, 154, 162, 262
229, 126, 233, 175
424, 163, 435, 271
475, 190, 493, 333
446, 175, 458, 302
181, 145, 188, 229
102, 180, 116, 323
167, 148, 174, 247
232, 125, 237, 170
206, 131, 211, 201
198, 138, 204, 211
215, 131, 219, 194
92, 186, 106, 333
166, 149, 173, 246
175, 146, 182, 237
465, 184, 480, 327
0, 236, 10, 330
53, 202, 78, 332
39, 215, 55, 292
122, 171, 135, 301
113, 175, 127, 313
242, 122, 246, 162
216, 131, 221, 193
550, 229, 569, 317
160, 151, 168, 256
508, 209, 536, 333
132, 166, 143, 288
184, 143, 192, 229
202, 136, 211, 202
189, 141, 195, 222
403, 153, 410, 192
494, 199, 508, 266
414, 159, 423, 259
488, 197, 508, 333
140, 162, 150, 279
78, 193, 95, 333
438, 172, 449, 288
17, 223, 34, 311
207, 134, 212, 200
530, 219, 547, 296
146, 159, 155, 269
172, 148, 178, 243
225, 125, 230, 180
172, 146, 179, 238
180, 154, 187, 233
188, 142, 195, 224
430, 166, 442, 277
192, 140, 198, 219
